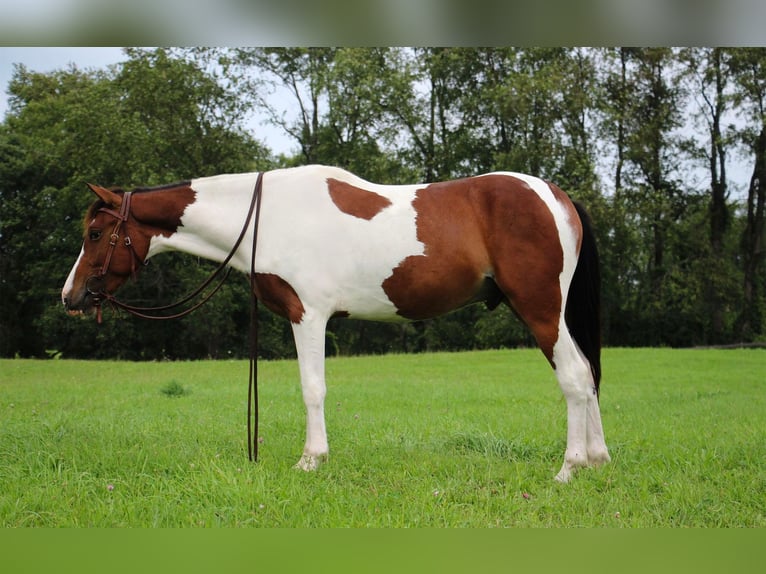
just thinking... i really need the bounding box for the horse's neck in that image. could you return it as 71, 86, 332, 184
143, 174, 259, 272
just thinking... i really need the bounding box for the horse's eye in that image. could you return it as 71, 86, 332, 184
89, 230, 102, 241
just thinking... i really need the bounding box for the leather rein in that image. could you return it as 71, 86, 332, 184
87, 172, 264, 461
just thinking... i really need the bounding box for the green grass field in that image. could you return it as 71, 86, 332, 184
1, 348, 764, 527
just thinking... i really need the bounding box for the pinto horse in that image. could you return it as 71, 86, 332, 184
62, 165, 610, 482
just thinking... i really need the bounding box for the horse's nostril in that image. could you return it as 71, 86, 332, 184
62, 293, 77, 310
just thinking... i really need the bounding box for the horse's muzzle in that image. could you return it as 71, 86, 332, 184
62, 288, 97, 317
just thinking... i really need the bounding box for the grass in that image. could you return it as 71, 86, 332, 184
0, 348, 764, 527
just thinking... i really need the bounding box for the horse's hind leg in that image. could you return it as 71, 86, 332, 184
549, 329, 608, 482
291, 309, 330, 471
586, 382, 610, 466
524, 308, 594, 481
494, 270, 602, 482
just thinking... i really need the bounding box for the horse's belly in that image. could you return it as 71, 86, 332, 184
330, 252, 492, 323
327, 263, 416, 322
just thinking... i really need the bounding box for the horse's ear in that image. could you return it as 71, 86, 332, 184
87, 183, 122, 207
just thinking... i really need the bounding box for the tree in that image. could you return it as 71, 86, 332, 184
239, 48, 334, 165
0, 49, 268, 358
681, 47, 739, 342
603, 48, 689, 344
1, 65, 124, 356
730, 48, 766, 341
3, 48, 763, 357
374, 47, 477, 182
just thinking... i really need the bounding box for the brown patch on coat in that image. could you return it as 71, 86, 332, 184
253, 273, 306, 324
479, 176, 565, 364
130, 183, 196, 238
76, 183, 197, 300
327, 178, 392, 220
381, 177, 490, 321
382, 174, 569, 364
84, 182, 196, 240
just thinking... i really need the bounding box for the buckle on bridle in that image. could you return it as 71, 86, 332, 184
84, 274, 108, 324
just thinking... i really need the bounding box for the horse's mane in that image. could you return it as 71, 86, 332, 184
131, 180, 191, 193
81, 180, 191, 234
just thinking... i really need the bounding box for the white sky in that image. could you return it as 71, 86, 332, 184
0, 46, 754, 195
0, 47, 125, 116
0, 46, 296, 156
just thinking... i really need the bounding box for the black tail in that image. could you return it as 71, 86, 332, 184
565, 202, 602, 397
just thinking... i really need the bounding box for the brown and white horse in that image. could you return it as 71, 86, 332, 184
62, 165, 610, 481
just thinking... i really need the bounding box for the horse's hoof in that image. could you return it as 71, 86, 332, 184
554, 469, 572, 483
293, 453, 324, 471
588, 449, 612, 466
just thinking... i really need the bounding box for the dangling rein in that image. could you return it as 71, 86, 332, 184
90, 173, 264, 462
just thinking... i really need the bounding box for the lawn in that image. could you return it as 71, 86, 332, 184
0, 348, 764, 527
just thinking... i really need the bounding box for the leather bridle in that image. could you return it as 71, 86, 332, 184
86, 190, 146, 321
85, 172, 265, 461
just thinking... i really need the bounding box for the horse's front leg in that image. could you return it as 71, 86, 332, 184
291, 310, 330, 471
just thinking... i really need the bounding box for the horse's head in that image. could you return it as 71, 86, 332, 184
62, 184, 153, 317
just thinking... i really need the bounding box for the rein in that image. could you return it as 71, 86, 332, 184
89, 172, 264, 462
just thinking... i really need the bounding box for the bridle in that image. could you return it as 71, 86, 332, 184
85, 190, 145, 321
88, 173, 263, 322
86, 172, 265, 461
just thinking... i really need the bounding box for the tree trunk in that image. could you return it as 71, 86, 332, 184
739, 127, 766, 340
614, 48, 628, 196
709, 48, 729, 340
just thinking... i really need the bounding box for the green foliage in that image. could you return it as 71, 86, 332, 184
0, 49, 269, 359
1, 47, 764, 359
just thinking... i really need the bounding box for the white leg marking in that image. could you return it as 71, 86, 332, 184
291, 310, 330, 471
552, 331, 611, 482
586, 391, 611, 466
521, 173, 610, 480
552, 331, 593, 483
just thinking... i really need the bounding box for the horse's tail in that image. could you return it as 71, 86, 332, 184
565, 202, 602, 397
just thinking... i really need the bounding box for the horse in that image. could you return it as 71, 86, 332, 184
61, 164, 610, 482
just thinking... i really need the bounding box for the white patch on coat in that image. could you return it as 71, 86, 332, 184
149, 166, 426, 322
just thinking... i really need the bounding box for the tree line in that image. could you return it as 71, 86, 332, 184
1, 47, 764, 360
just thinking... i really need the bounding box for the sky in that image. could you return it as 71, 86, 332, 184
0, 47, 125, 119
0, 46, 755, 195
0, 46, 296, 156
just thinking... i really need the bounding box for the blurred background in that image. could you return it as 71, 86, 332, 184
1, 5, 765, 359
